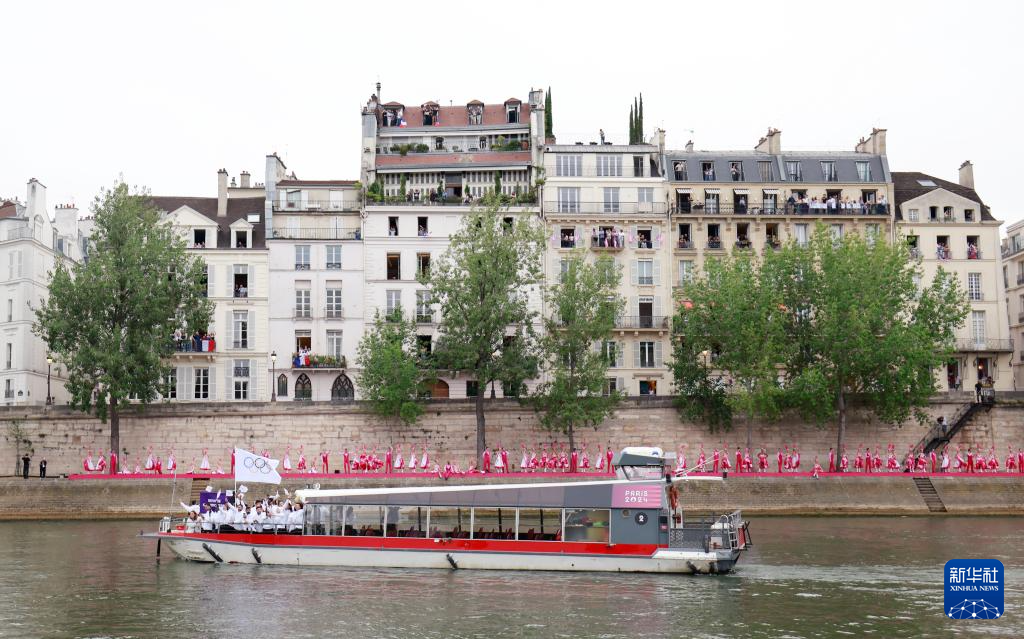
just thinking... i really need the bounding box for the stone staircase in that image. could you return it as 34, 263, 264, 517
913, 477, 947, 512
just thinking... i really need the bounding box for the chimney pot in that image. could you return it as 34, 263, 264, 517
958, 160, 975, 189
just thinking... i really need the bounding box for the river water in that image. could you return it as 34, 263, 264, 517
0, 517, 1019, 638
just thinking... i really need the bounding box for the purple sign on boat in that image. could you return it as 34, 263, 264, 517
198, 490, 233, 513
611, 483, 662, 508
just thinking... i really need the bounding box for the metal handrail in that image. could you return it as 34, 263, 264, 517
672, 203, 890, 216
543, 202, 669, 215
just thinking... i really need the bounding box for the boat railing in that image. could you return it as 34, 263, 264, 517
160, 517, 303, 535
669, 511, 745, 552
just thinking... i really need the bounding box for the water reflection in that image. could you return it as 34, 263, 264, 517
0, 517, 1019, 638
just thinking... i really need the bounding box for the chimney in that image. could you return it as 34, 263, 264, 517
856, 128, 887, 155
652, 128, 666, 154
959, 160, 975, 189
217, 169, 228, 218
685, 140, 694, 153
26, 178, 46, 220
754, 128, 781, 154
240, 171, 251, 189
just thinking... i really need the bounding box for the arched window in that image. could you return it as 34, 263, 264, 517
428, 379, 449, 398
295, 374, 312, 401
331, 374, 354, 402
277, 374, 288, 398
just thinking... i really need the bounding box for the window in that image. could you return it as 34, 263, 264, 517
506, 103, 520, 124
729, 162, 744, 181
700, 161, 715, 181
677, 223, 692, 248
559, 258, 570, 283
233, 264, 249, 297
636, 228, 653, 249
638, 341, 655, 368
386, 290, 401, 316
971, 311, 986, 346
565, 509, 610, 543
943, 206, 955, 222
234, 230, 249, 248
786, 161, 802, 182
294, 374, 312, 401
758, 161, 773, 181
638, 187, 654, 203
908, 208, 919, 222
277, 374, 288, 398
201, 264, 210, 298
6, 299, 11, 322
192, 229, 206, 247
416, 290, 432, 323
865, 224, 880, 247
466, 380, 479, 397
637, 260, 654, 286
388, 216, 399, 236
856, 161, 871, 182
232, 311, 249, 348
5, 343, 11, 369
417, 253, 431, 277
704, 192, 720, 213
930, 206, 939, 221
917, 179, 937, 187
707, 223, 722, 248
416, 216, 428, 237
820, 161, 837, 182
830, 224, 843, 243
795, 223, 808, 247
673, 161, 687, 181
517, 508, 561, 541
596, 155, 622, 177
295, 329, 311, 352
327, 330, 343, 360
326, 245, 342, 269
965, 209, 975, 222
556, 155, 582, 177
678, 260, 694, 285
326, 287, 343, 318
386, 253, 401, 280
968, 273, 982, 301
194, 367, 210, 399
602, 341, 620, 368
602, 188, 620, 213
285, 190, 301, 208
295, 245, 310, 270
295, 288, 311, 318
416, 335, 432, 358
557, 187, 580, 213
233, 359, 250, 401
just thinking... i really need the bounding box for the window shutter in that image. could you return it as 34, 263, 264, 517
631, 225, 638, 248
225, 363, 234, 401
630, 260, 638, 286
633, 341, 641, 368
655, 230, 663, 249
652, 259, 661, 286
224, 311, 232, 349
654, 296, 663, 319
180, 366, 192, 399
574, 225, 582, 246
248, 311, 255, 348
206, 263, 214, 297
552, 257, 561, 283
617, 377, 625, 395
208, 366, 217, 401
248, 264, 255, 295
550, 229, 559, 249
616, 342, 624, 367
629, 296, 637, 317
249, 359, 257, 400
655, 341, 664, 367
226, 265, 233, 296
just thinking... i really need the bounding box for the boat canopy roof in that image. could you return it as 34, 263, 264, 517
297, 479, 659, 509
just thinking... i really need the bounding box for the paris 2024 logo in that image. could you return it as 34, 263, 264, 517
944, 559, 1004, 619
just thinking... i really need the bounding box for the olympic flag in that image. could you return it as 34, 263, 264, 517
233, 448, 283, 485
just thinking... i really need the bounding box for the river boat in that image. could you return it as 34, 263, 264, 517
148, 448, 751, 574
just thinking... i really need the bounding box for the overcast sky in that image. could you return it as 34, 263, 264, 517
3, 1, 1022, 229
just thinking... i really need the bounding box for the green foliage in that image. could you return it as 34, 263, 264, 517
544, 87, 553, 139
399, 173, 407, 197
366, 178, 384, 202
422, 195, 545, 457
533, 252, 623, 448
389, 143, 429, 156
671, 224, 970, 451
356, 309, 425, 427
33, 182, 213, 453
493, 171, 502, 196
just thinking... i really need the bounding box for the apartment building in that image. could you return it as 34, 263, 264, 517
893, 164, 1012, 391
1001, 220, 1024, 389
358, 88, 546, 399
0, 179, 89, 405
151, 169, 270, 402
541, 136, 671, 396
264, 153, 365, 402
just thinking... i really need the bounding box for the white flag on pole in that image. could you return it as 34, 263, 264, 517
233, 448, 282, 485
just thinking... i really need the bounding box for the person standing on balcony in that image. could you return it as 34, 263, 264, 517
974, 380, 982, 402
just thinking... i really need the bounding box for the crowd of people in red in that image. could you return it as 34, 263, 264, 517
77, 441, 1024, 478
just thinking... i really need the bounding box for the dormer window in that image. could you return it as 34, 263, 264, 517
421, 102, 439, 126
381, 104, 405, 128
729, 162, 744, 181
673, 161, 687, 181
701, 162, 715, 181
234, 230, 249, 248
467, 101, 484, 125
820, 161, 837, 182
193, 229, 206, 248
505, 100, 521, 124
965, 209, 975, 222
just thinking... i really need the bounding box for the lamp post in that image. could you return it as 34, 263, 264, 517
271, 351, 277, 402
45, 355, 53, 406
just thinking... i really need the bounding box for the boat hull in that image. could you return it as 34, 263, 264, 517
159, 533, 740, 574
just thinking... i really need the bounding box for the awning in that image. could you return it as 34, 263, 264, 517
675, 188, 692, 194
762, 188, 780, 194
733, 189, 749, 195
704, 188, 721, 194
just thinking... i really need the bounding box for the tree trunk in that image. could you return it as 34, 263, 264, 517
836, 389, 846, 454
567, 420, 575, 453
109, 396, 120, 472
475, 390, 486, 462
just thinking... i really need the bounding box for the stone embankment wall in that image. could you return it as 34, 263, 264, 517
1, 397, 1022, 478
2, 474, 1022, 520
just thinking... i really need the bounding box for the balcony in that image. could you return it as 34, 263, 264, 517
4, 227, 34, 241
366, 194, 537, 207
675, 239, 695, 250
706, 240, 724, 250
233, 366, 251, 378
292, 354, 347, 369
3, 390, 13, 399
543, 202, 669, 216
1002, 244, 1024, 259
272, 227, 362, 241
273, 200, 358, 212
295, 263, 311, 271
614, 315, 669, 330
966, 247, 982, 260
416, 313, 435, 324
1017, 312, 1024, 324
173, 338, 216, 354
293, 309, 312, 320
909, 247, 922, 259
325, 307, 344, 320
955, 338, 1013, 353
734, 240, 753, 250
672, 202, 890, 216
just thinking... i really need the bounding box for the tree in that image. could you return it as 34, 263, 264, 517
628, 103, 636, 144
421, 195, 545, 459
34, 183, 212, 462
544, 87, 553, 140
5, 420, 29, 476
356, 309, 425, 427
533, 252, 623, 450
493, 171, 502, 198
670, 252, 792, 445
780, 226, 969, 452
399, 173, 407, 199
638, 93, 644, 142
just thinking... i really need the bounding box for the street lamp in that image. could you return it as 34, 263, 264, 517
45, 355, 53, 406
271, 351, 277, 402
